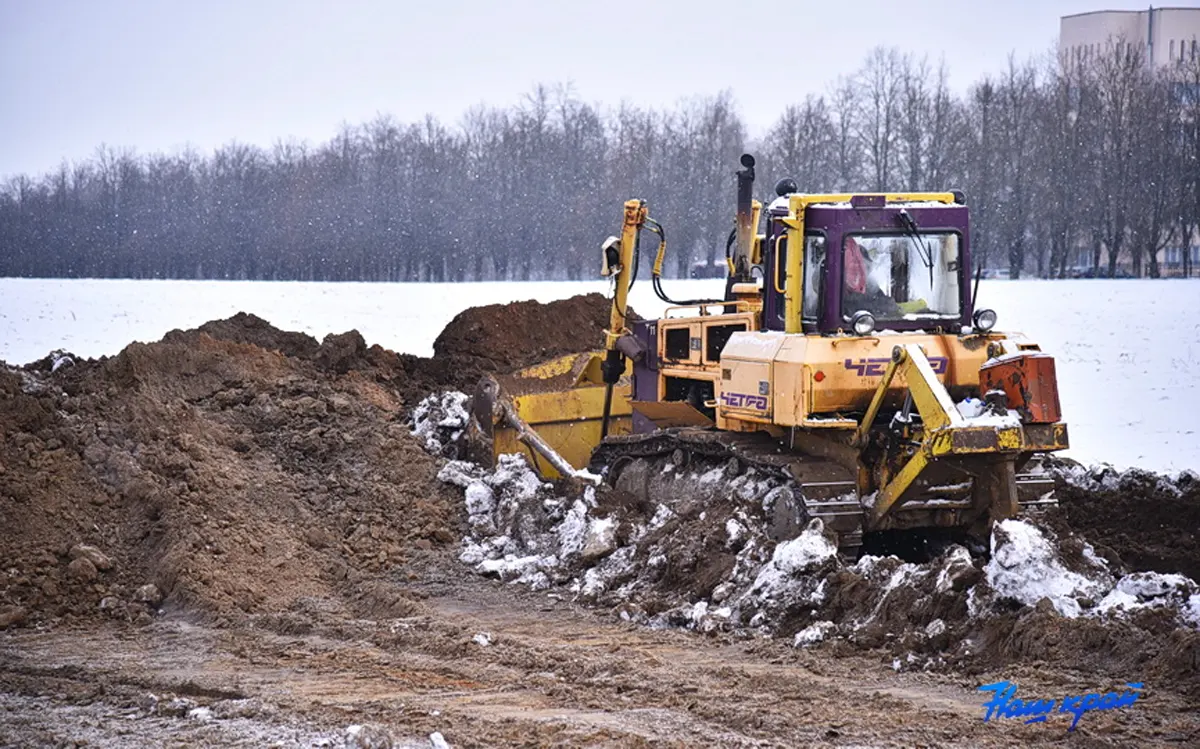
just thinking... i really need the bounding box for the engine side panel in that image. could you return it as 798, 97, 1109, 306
719, 330, 1023, 425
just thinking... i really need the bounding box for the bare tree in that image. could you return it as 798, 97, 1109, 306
0, 45, 1192, 285
828, 76, 861, 191
967, 79, 997, 269
1093, 40, 1144, 278
1176, 55, 1200, 278
759, 95, 837, 193
1127, 71, 1180, 278
994, 56, 1039, 278
856, 47, 906, 191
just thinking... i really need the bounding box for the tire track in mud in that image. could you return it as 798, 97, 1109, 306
4, 574, 1193, 748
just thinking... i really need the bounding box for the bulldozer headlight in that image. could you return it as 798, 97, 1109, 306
851, 310, 876, 336
973, 308, 998, 332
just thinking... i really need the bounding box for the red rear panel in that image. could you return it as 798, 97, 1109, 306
979, 354, 1062, 424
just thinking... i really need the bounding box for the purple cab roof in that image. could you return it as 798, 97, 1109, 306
764, 199, 973, 334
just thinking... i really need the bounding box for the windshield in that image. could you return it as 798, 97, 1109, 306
841, 232, 961, 321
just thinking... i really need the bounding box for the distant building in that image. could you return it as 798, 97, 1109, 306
1061, 6, 1200, 69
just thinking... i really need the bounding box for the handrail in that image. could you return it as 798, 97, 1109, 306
773, 234, 786, 294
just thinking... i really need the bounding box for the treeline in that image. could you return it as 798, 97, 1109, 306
1, 44, 1198, 281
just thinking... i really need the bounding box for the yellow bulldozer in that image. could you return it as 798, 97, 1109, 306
469, 154, 1068, 555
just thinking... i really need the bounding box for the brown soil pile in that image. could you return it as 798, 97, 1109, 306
969, 603, 1200, 691
1048, 464, 1200, 580
0, 332, 454, 629
0, 293, 615, 630
433, 292, 631, 375
182, 293, 621, 410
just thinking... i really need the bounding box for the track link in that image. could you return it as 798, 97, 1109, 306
591, 429, 863, 554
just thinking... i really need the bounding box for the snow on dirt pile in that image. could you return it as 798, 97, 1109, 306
0, 324, 463, 630
411, 391, 470, 458
1049, 461, 1200, 581
977, 520, 1200, 625
981, 519, 1112, 617
437, 452, 611, 590
422, 424, 1200, 689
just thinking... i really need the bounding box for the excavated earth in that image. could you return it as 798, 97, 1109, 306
1, 294, 1198, 747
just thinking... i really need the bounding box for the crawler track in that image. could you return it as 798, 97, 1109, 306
591, 428, 1057, 556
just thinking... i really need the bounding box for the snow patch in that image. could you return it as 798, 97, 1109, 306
955, 397, 985, 419
1095, 572, 1199, 616
743, 521, 836, 620
793, 620, 835, 646
984, 519, 1110, 618
764, 521, 837, 575
412, 391, 470, 456
725, 518, 746, 548
1185, 594, 1200, 627
186, 706, 213, 722
49, 349, 75, 372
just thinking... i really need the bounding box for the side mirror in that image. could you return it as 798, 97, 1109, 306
600, 236, 621, 277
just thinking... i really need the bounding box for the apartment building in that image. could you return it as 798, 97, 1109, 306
1061, 6, 1200, 68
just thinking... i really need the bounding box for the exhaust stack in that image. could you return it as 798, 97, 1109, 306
733, 153, 756, 282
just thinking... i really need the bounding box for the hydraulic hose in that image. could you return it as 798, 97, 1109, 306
645, 218, 725, 307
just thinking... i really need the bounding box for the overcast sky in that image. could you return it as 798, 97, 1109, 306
1, 0, 1188, 180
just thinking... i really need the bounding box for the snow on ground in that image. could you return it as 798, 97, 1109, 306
2, 277, 1198, 471
984, 279, 1200, 473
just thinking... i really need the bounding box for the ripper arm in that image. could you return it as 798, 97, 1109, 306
858, 344, 1024, 526
599, 201, 647, 437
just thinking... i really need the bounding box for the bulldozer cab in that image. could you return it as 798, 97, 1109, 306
760, 194, 974, 336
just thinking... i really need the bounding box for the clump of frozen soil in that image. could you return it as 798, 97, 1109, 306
419, 407, 1200, 689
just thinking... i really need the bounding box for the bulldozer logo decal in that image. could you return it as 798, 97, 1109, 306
720, 392, 768, 410
844, 356, 948, 377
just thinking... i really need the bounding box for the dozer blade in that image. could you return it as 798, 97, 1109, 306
466, 351, 633, 479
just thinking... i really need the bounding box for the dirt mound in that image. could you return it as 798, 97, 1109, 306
167, 315, 390, 377
188, 312, 322, 359
389, 292, 623, 407
0, 292, 621, 630
167, 293, 619, 411
1048, 463, 1200, 580
0, 333, 458, 629
433, 293, 629, 373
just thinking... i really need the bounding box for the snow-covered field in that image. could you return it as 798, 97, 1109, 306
1, 277, 1198, 473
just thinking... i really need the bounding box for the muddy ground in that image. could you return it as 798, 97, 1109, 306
1, 294, 1197, 747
